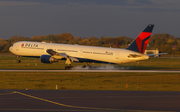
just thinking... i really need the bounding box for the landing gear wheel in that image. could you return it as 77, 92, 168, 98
65, 66, 73, 70
82, 65, 86, 68
83, 62, 92, 68
82, 65, 92, 68
16, 56, 21, 63
17, 60, 21, 63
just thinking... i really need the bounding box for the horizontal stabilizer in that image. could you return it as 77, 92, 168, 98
147, 53, 167, 57
128, 54, 149, 59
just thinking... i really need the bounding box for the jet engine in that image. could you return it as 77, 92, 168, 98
40, 55, 58, 63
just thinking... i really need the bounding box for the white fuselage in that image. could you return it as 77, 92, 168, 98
9, 41, 149, 64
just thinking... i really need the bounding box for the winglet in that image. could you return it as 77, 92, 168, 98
126, 24, 154, 53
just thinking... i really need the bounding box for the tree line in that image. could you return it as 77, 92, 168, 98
1, 33, 180, 54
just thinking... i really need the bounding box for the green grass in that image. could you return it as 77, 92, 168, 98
0, 56, 107, 69
120, 58, 180, 70
0, 56, 180, 70
0, 72, 180, 91
1, 56, 180, 91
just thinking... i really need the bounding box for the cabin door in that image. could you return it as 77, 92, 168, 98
116, 52, 119, 59
15, 44, 19, 51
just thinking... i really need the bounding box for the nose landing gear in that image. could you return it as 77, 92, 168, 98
16, 56, 21, 63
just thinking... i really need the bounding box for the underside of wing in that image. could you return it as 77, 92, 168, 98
128, 54, 149, 59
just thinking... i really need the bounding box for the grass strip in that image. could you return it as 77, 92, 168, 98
0, 72, 180, 91
1, 56, 180, 70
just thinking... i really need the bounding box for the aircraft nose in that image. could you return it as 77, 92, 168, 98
9, 46, 13, 53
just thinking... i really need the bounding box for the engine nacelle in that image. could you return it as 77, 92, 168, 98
40, 55, 56, 63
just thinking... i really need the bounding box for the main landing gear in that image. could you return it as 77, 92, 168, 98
16, 56, 21, 63
82, 62, 92, 68
64, 57, 74, 70
65, 65, 73, 70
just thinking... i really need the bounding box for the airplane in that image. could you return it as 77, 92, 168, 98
9, 24, 165, 70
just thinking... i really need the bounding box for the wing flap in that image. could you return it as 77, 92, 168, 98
69, 56, 79, 62
46, 49, 58, 55
46, 49, 79, 62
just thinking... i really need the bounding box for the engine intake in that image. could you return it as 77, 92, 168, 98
40, 55, 57, 63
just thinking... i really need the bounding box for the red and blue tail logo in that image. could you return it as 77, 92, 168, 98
126, 24, 154, 53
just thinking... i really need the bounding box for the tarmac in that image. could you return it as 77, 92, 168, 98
1, 68, 180, 112
0, 90, 180, 112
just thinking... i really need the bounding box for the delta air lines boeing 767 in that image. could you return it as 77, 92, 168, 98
9, 24, 164, 69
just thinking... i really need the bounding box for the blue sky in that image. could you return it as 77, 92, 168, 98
0, 0, 180, 39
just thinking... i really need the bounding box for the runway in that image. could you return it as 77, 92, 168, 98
0, 90, 180, 112
1, 69, 180, 73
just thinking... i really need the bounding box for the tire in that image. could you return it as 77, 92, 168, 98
17, 60, 21, 63
65, 66, 73, 70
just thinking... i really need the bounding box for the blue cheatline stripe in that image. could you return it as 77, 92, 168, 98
143, 24, 154, 32
126, 40, 139, 53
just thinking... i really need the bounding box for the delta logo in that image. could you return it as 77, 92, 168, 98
21, 43, 38, 48
21, 44, 24, 47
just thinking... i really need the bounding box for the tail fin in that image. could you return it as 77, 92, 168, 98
126, 24, 154, 53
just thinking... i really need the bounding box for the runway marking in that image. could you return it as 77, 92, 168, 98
0, 91, 176, 112
0, 109, 175, 112
13, 91, 176, 112
13, 91, 127, 111
0, 92, 15, 95
0, 109, 88, 111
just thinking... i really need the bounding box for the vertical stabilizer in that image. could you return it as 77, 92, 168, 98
126, 24, 154, 53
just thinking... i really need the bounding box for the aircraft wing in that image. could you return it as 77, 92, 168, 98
46, 49, 79, 62
147, 53, 167, 57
